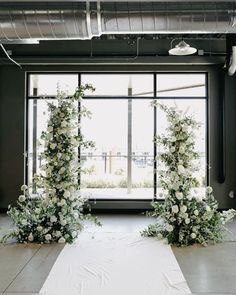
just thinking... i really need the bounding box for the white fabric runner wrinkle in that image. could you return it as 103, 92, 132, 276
40, 232, 191, 295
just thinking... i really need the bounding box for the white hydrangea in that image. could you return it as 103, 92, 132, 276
172, 205, 179, 214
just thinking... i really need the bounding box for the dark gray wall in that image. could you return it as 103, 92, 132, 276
0, 64, 235, 210
210, 70, 236, 209
0, 66, 25, 209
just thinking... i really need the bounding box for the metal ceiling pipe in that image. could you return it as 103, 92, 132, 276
0, 2, 236, 42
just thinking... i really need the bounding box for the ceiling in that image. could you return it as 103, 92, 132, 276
0, 1, 234, 65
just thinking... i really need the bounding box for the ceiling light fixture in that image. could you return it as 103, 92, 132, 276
169, 40, 197, 56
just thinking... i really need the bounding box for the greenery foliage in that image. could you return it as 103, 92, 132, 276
1, 85, 100, 244
142, 102, 236, 246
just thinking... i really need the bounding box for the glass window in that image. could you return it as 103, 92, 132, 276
29, 74, 78, 96
27, 72, 207, 202
81, 74, 153, 97
157, 74, 206, 97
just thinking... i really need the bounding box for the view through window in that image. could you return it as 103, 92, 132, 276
27, 73, 207, 200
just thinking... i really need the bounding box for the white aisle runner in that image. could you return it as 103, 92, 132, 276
40, 232, 191, 295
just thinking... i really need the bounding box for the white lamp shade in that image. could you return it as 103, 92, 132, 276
169, 40, 197, 56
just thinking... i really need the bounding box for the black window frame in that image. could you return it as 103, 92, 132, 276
25, 71, 209, 203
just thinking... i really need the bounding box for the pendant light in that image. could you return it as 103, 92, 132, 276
169, 40, 197, 56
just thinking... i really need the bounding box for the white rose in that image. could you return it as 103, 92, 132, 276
170, 137, 177, 142
206, 186, 213, 194
58, 237, 66, 243
21, 184, 28, 191
35, 208, 41, 214
180, 205, 187, 213
63, 190, 71, 198
61, 199, 67, 206
205, 205, 211, 212
172, 205, 179, 214
192, 226, 198, 233
28, 233, 34, 242
71, 138, 77, 146
69, 195, 76, 201
157, 233, 163, 239
50, 143, 56, 150
60, 219, 67, 226
52, 197, 58, 203
55, 231, 62, 237
166, 224, 174, 232
50, 216, 57, 223
194, 210, 199, 216
45, 234, 52, 241
61, 121, 67, 127
187, 195, 193, 201
178, 165, 185, 174
190, 233, 196, 239
179, 146, 185, 154
59, 167, 66, 174
175, 191, 183, 200
73, 211, 79, 218
170, 146, 175, 152
37, 226, 43, 232
21, 219, 27, 226
182, 212, 188, 219
185, 218, 190, 224
18, 195, 26, 202
47, 126, 53, 132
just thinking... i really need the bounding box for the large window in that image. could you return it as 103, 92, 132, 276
27, 72, 207, 200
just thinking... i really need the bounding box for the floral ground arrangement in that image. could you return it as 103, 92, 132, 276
1, 85, 100, 244
142, 102, 236, 247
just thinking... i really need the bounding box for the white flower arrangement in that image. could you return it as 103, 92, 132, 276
1, 85, 101, 244
142, 102, 236, 246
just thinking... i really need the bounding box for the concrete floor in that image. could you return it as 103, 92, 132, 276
0, 213, 236, 295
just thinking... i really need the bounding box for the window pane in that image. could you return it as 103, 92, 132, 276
28, 99, 53, 185
29, 74, 78, 96
81, 74, 153, 96
157, 74, 206, 97
156, 99, 206, 199
80, 100, 128, 199
132, 100, 154, 198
